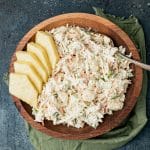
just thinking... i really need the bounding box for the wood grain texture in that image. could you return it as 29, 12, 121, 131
9, 13, 143, 140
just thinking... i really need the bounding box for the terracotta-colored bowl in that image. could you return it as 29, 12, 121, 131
9, 13, 143, 140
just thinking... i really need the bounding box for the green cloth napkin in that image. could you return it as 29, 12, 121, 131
26, 8, 148, 150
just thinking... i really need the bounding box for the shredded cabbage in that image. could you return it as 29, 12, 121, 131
33, 25, 133, 129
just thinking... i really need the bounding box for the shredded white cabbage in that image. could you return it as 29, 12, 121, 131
33, 25, 133, 128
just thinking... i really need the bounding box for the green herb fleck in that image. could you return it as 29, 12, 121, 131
107, 70, 114, 78
53, 112, 59, 118
101, 77, 106, 81
112, 94, 121, 99
73, 118, 77, 125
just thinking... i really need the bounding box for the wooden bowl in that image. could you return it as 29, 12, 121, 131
9, 13, 143, 140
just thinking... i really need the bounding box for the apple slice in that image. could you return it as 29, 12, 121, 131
16, 51, 48, 83
14, 61, 43, 93
27, 42, 52, 76
35, 31, 59, 69
9, 73, 38, 108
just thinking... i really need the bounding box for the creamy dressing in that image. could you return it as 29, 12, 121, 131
33, 25, 133, 128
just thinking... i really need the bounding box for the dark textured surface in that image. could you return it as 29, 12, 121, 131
0, 0, 150, 149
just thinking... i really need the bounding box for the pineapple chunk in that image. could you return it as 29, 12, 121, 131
9, 73, 38, 108
35, 31, 59, 69
27, 42, 51, 76
16, 51, 48, 83
14, 61, 43, 93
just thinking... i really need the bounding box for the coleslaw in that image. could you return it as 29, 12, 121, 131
33, 25, 133, 128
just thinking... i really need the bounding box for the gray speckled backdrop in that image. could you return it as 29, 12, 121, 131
0, 0, 150, 150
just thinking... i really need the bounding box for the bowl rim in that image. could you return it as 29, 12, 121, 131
9, 13, 143, 140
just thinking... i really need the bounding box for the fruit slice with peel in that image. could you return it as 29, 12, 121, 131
16, 51, 48, 83
14, 61, 43, 93
27, 42, 51, 76
9, 73, 38, 108
35, 31, 59, 69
